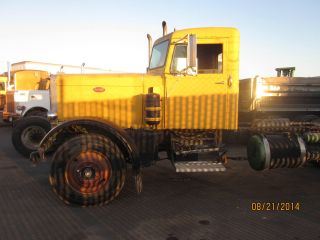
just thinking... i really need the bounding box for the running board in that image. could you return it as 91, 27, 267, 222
174, 161, 226, 173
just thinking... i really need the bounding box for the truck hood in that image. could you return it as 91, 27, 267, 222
54, 73, 148, 128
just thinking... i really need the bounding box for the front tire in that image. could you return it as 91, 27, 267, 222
12, 116, 51, 158
50, 134, 126, 206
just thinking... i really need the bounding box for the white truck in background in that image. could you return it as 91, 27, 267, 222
5, 61, 116, 156
3, 70, 51, 122
3, 61, 114, 122
9, 89, 51, 119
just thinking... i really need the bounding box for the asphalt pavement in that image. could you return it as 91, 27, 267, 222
0, 120, 320, 240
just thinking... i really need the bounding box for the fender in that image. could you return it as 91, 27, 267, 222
16, 90, 50, 117
23, 107, 48, 117
30, 118, 140, 172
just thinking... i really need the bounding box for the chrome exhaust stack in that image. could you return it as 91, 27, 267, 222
7, 61, 11, 87
147, 34, 153, 63
162, 21, 167, 36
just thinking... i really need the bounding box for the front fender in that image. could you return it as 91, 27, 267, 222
30, 118, 140, 171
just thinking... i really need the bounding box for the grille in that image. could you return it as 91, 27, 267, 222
6, 92, 15, 113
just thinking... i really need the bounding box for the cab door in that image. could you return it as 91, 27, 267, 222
164, 38, 234, 130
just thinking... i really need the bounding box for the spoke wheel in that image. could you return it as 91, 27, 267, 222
12, 116, 51, 158
20, 125, 47, 150
50, 134, 126, 206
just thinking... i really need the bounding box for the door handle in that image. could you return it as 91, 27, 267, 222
228, 75, 233, 87
215, 81, 224, 85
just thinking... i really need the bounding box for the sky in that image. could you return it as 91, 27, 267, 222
0, 0, 319, 78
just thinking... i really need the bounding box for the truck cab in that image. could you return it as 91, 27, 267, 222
146, 27, 240, 130
45, 27, 240, 132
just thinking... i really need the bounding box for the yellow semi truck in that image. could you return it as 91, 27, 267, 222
13, 22, 318, 207
0, 76, 7, 110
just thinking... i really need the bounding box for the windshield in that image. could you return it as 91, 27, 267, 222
149, 40, 169, 69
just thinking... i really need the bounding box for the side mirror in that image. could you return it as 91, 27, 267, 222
187, 34, 197, 69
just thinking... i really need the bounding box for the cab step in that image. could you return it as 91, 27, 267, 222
174, 161, 226, 173
175, 146, 220, 155
170, 130, 225, 161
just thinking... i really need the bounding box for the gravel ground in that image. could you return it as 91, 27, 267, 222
0, 117, 319, 240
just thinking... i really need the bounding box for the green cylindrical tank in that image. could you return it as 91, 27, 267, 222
247, 135, 269, 171
247, 134, 306, 171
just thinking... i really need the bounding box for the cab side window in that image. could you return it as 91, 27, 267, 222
197, 44, 223, 74
171, 43, 223, 74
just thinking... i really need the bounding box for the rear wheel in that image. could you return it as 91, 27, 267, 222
12, 116, 51, 158
49, 134, 126, 206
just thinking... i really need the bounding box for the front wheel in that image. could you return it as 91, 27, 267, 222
12, 116, 51, 158
49, 134, 127, 206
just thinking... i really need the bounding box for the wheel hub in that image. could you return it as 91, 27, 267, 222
65, 151, 112, 194
81, 167, 95, 179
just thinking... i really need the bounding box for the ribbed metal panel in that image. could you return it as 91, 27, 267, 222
165, 93, 238, 130
6, 92, 15, 113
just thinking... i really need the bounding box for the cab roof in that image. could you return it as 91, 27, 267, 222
154, 27, 239, 45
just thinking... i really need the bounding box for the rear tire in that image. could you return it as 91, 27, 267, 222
12, 116, 51, 158
49, 134, 127, 206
